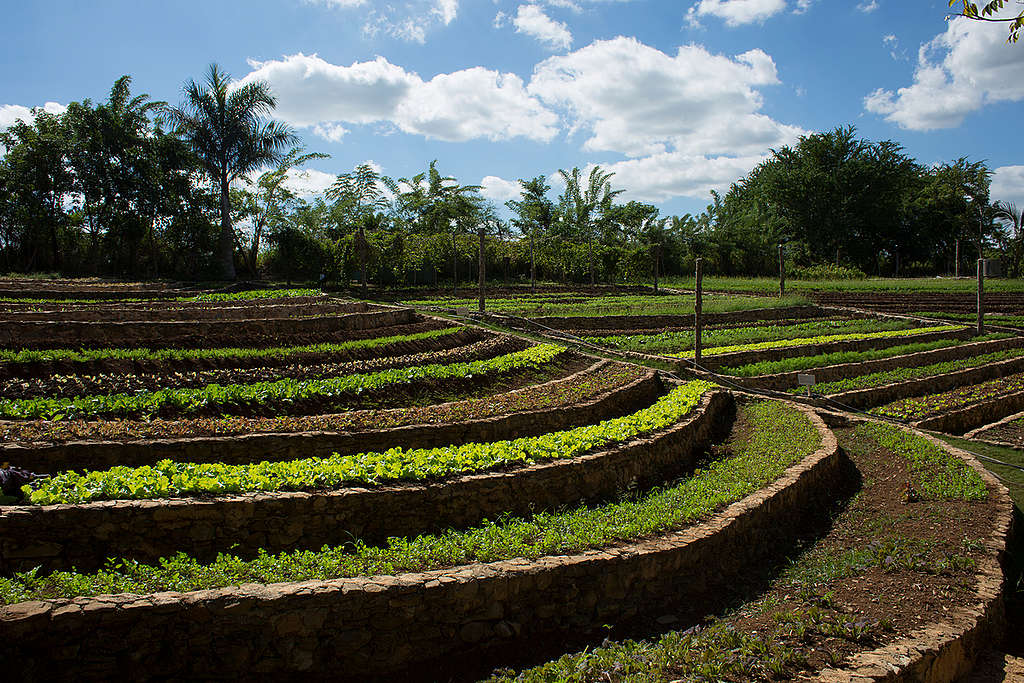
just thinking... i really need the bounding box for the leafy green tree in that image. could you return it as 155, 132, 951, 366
506, 176, 557, 291
557, 166, 623, 285
949, 0, 1023, 42
163, 64, 297, 280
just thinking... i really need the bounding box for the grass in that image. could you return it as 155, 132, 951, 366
0, 288, 323, 305
936, 435, 1024, 509
0, 343, 563, 421
672, 325, 965, 359
20, 380, 715, 504
720, 334, 1010, 377
854, 422, 988, 500
401, 292, 810, 317
586, 318, 917, 355
915, 311, 1024, 327
802, 347, 1024, 395
0, 399, 818, 604
661, 276, 1024, 294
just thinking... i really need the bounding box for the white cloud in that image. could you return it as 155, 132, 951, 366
284, 168, 337, 197
546, 0, 582, 11
494, 10, 508, 27
688, 0, 787, 27
992, 165, 1024, 210
480, 175, 523, 203
513, 4, 573, 50
434, 0, 458, 24
240, 53, 559, 143
305, 0, 366, 7
0, 102, 67, 129
361, 0, 458, 43
864, 10, 1024, 130
857, 0, 879, 12
528, 37, 800, 158
599, 152, 768, 202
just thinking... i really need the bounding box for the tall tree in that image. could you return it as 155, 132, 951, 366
163, 64, 297, 280
558, 166, 623, 285
506, 176, 557, 292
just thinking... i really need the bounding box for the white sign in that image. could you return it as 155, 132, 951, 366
797, 373, 816, 386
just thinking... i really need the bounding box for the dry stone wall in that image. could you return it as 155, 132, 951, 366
0, 402, 845, 682
530, 305, 824, 331
0, 390, 733, 574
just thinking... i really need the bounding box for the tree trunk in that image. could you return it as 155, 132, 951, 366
530, 231, 536, 293
588, 232, 595, 285
218, 174, 237, 281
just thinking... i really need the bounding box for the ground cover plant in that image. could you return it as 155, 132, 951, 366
18, 380, 715, 504
871, 371, 1024, 421
0, 344, 565, 420
670, 325, 964, 359
401, 293, 809, 318
0, 398, 818, 602
0, 361, 648, 443
719, 334, 1010, 377
796, 348, 1024, 395
662, 276, 1024, 294
914, 311, 1024, 327
585, 318, 917, 355
0, 335, 517, 400
0, 288, 323, 305
483, 419, 996, 682
0, 326, 464, 366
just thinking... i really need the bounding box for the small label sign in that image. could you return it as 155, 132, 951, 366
797, 373, 816, 386
455, 307, 471, 316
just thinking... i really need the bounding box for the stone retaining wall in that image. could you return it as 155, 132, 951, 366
0, 307, 417, 349
1, 361, 661, 474
0, 300, 359, 323
529, 305, 824, 331
915, 390, 1024, 434
0, 401, 846, 682
0, 389, 733, 574
964, 410, 1024, 440
737, 336, 1024, 391
827, 355, 1024, 410
692, 327, 971, 372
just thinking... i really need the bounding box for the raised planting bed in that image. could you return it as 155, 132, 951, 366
486, 418, 1010, 683
0, 361, 658, 474
676, 325, 971, 372
586, 318, 919, 356
965, 411, 1024, 447
0, 343, 567, 420
0, 305, 419, 350
0, 333, 520, 401
0, 319, 461, 380
0, 299, 356, 323
871, 372, 1024, 434
720, 333, 1017, 389
0, 381, 727, 572
525, 305, 824, 331
0, 398, 855, 681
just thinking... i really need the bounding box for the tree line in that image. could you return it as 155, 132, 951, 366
1, 67, 1021, 284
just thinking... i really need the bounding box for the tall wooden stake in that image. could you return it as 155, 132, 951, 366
694, 258, 703, 366
955, 239, 960, 278
778, 243, 785, 298
478, 226, 486, 313
977, 258, 985, 336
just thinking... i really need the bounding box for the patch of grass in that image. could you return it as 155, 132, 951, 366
854, 422, 988, 500
720, 334, 1009, 377
1, 398, 817, 603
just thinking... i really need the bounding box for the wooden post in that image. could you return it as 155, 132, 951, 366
778, 243, 785, 298
955, 239, 960, 278
653, 242, 660, 294
977, 258, 984, 336
694, 258, 703, 366
478, 226, 486, 313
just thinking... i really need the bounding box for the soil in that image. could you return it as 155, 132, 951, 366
974, 418, 1024, 447
873, 371, 1024, 420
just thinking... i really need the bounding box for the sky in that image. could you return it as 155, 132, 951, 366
1, 0, 1022, 218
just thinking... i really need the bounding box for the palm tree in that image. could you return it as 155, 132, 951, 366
507, 176, 556, 292
993, 200, 1024, 276
164, 64, 297, 280
558, 166, 623, 285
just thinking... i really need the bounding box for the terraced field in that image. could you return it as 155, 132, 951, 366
0, 283, 1015, 681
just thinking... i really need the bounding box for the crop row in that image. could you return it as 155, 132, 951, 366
20, 380, 714, 504
0, 288, 322, 305
406, 294, 807, 317
0, 335, 519, 401
0, 343, 566, 421
0, 325, 463, 366
0, 360, 646, 444
913, 311, 1024, 327
2, 399, 815, 603
719, 334, 1009, 376
670, 325, 964, 359
870, 371, 1024, 421
798, 347, 1024, 395
586, 318, 914, 355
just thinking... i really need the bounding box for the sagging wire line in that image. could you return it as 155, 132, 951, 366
413, 301, 1024, 479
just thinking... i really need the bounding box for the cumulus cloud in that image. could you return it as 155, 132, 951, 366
864, 10, 1024, 130
284, 168, 338, 197
361, 0, 459, 43
0, 102, 67, 129
480, 175, 523, 203
599, 153, 768, 202
528, 37, 800, 158
513, 4, 573, 50
305, 0, 367, 7
857, 0, 879, 12
239, 53, 559, 143
992, 166, 1024, 210
687, 0, 787, 27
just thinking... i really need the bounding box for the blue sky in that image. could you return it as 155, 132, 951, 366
2, 0, 1022, 217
